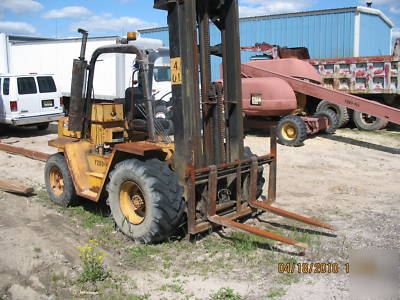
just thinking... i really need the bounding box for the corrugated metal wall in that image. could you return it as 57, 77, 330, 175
359, 13, 391, 56
141, 8, 391, 80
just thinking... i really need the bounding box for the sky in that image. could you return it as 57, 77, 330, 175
0, 0, 399, 40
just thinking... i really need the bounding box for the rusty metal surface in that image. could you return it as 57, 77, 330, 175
308, 54, 399, 95
48, 137, 79, 148
252, 202, 334, 231
267, 127, 277, 203
242, 43, 310, 59
113, 141, 163, 156
241, 63, 400, 125
0, 143, 50, 161
300, 116, 328, 135
209, 215, 309, 249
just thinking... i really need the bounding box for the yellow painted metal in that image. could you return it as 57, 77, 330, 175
49, 166, 64, 196
281, 123, 297, 141
170, 57, 182, 85
119, 181, 146, 224
90, 124, 127, 145
87, 154, 110, 173
58, 117, 81, 138
64, 140, 93, 196
91, 103, 124, 122
292, 93, 307, 115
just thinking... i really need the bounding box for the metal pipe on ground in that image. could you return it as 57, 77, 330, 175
0, 143, 50, 161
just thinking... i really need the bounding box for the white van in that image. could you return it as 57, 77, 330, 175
0, 74, 64, 130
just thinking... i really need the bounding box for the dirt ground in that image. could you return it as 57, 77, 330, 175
0, 124, 399, 299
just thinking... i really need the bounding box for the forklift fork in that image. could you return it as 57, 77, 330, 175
204, 128, 334, 249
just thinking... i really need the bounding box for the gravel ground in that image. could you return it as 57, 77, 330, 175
0, 124, 399, 299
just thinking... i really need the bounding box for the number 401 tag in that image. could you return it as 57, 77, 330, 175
170, 57, 182, 85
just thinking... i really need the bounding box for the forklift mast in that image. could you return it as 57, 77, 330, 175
154, 0, 244, 177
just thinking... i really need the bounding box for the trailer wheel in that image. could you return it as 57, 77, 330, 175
353, 111, 389, 131
313, 109, 339, 135
107, 158, 185, 243
316, 100, 350, 128
277, 115, 307, 147
244, 147, 265, 199
44, 153, 77, 206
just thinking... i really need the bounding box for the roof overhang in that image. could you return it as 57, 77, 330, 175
356, 6, 394, 28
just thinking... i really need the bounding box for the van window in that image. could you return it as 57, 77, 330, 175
37, 76, 57, 93
17, 77, 37, 95
3, 78, 10, 95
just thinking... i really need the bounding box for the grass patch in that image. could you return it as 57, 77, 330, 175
128, 295, 150, 300
63, 206, 111, 229
266, 287, 286, 298
230, 231, 272, 252
33, 247, 41, 253
338, 128, 400, 138
160, 283, 184, 294
210, 287, 241, 300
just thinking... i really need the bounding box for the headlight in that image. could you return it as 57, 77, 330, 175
250, 94, 262, 106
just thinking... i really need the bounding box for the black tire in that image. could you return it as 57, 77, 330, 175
316, 100, 350, 128
244, 147, 265, 199
313, 109, 339, 135
37, 122, 49, 130
353, 111, 389, 131
44, 153, 77, 206
277, 115, 307, 147
107, 158, 185, 243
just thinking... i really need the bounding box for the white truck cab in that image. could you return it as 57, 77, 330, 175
0, 74, 64, 130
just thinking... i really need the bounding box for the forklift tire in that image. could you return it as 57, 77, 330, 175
244, 147, 265, 199
277, 115, 307, 147
44, 153, 77, 207
352, 111, 389, 131
37, 122, 50, 130
316, 100, 350, 128
107, 158, 185, 243
313, 109, 339, 135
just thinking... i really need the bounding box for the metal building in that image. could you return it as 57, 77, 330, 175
139, 6, 394, 80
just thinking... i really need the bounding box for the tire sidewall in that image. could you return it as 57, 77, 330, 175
277, 116, 307, 147
44, 153, 75, 206
353, 111, 387, 131
108, 162, 156, 240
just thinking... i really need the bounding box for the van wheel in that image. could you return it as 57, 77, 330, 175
107, 158, 185, 243
37, 122, 49, 130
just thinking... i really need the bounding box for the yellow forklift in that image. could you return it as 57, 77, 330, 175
45, 0, 333, 247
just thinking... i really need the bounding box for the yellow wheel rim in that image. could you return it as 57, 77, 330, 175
281, 123, 297, 141
49, 166, 64, 196
119, 181, 146, 225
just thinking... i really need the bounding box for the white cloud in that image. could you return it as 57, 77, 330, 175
70, 15, 157, 34
239, 0, 314, 17
389, 6, 400, 14
44, 6, 92, 19
0, 21, 36, 34
0, 0, 43, 14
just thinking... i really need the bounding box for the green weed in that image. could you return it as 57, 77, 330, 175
210, 287, 241, 300
77, 239, 111, 283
